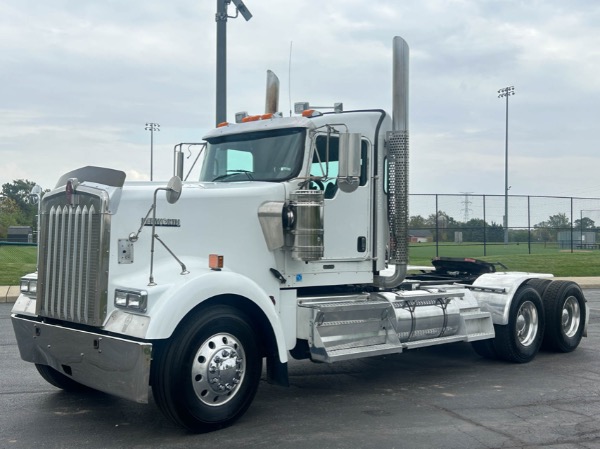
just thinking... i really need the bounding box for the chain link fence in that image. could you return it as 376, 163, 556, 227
409, 194, 600, 260
2, 194, 600, 281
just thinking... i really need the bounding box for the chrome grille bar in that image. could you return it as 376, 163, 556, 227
84, 205, 94, 321
69, 206, 79, 321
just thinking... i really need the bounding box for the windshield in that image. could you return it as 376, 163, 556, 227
199, 128, 306, 182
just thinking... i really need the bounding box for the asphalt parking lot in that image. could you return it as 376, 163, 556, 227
2, 290, 600, 449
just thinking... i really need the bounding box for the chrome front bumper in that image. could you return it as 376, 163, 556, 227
11, 315, 152, 403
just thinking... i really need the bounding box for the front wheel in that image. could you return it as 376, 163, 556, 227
493, 286, 544, 363
35, 364, 91, 392
152, 306, 262, 433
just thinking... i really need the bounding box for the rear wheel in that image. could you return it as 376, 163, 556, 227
541, 280, 586, 352
525, 278, 552, 297
152, 305, 262, 433
493, 286, 544, 363
35, 364, 91, 392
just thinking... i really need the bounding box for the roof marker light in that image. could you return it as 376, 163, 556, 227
301, 109, 323, 118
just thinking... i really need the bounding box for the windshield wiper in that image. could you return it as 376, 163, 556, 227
212, 170, 255, 182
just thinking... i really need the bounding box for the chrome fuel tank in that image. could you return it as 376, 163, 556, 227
393, 297, 461, 342
371, 290, 464, 343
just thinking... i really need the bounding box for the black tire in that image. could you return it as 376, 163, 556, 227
493, 286, 544, 363
35, 364, 91, 392
471, 339, 498, 360
541, 280, 586, 353
525, 278, 552, 297
152, 305, 262, 433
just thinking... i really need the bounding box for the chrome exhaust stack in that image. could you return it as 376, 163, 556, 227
375, 36, 409, 288
265, 70, 280, 114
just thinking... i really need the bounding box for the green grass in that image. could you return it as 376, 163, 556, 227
409, 242, 600, 277
0, 244, 37, 285
409, 241, 562, 261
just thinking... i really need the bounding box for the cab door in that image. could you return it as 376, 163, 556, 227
309, 134, 371, 260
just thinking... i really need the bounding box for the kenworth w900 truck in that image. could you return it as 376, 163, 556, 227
11, 36, 587, 432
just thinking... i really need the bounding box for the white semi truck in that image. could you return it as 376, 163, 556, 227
12, 36, 587, 432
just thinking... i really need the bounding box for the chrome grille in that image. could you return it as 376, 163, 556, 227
37, 189, 109, 326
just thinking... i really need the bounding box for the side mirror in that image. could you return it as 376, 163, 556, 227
165, 176, 182, 204
338, 133, 361, 193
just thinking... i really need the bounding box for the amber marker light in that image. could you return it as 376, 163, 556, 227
301, 109, 323, 118
209, 254, 224, 270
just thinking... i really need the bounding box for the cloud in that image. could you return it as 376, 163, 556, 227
0, 0, 598, 199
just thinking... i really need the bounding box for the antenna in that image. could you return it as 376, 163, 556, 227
288, 41, 293, 117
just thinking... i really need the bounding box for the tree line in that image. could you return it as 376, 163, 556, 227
1, 178, 598, 244
410, 211, 597, 243
0, 180, 42, 240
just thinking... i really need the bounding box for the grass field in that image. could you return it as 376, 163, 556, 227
0, 242, 599, 285
0, 244, 37, 286
409, 242, 600, 277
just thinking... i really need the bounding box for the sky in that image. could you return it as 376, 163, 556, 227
1, 0, 599, 198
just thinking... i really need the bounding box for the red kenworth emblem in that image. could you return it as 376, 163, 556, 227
66, 178, 77, 206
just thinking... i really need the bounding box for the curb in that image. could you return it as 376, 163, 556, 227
0, 286, 20, 304
554, 277, 600, 289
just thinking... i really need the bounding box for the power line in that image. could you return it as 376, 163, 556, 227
460, 192, 473, 222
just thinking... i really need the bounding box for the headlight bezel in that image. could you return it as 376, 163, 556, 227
114, 289, 148, 313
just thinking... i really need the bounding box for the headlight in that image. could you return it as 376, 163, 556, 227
115, 290, 128, 307
20, 278, 37, 294
114, 289, 148, 313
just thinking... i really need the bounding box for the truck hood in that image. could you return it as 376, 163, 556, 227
108, 180, 287, 289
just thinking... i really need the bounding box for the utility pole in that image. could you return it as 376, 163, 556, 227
145, 122, 160, 181
498, 86, 515, 245
215, 0, 253, 126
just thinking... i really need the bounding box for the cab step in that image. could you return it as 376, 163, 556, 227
298, 294, 402, 363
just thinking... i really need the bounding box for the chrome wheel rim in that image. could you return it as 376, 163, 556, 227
561, 296, 581, 338
515, 300, 538, 347
191, 333, 246, 406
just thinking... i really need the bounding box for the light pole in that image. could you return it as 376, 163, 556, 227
145, 122, 160, 181
215, 0, 252, 126
498, 86, 515, 245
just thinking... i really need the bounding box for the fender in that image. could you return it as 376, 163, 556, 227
470, 272, 553, 325
145, 269, 289, 363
